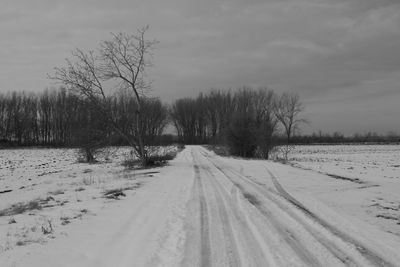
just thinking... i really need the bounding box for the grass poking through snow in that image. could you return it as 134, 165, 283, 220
0, 200, 42, 217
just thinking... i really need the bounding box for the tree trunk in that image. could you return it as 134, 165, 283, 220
136, 108, 147, 166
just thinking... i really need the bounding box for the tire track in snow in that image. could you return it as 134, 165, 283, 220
221, 164, 361, 266
198, 148, 367, 266
191, 149, 276, 266
195, 148, 326, 266
193, 164, 212, 267
198, 164, 241, 267
199, 157, 323, 266
198, 157, 277, 266
199, 147, 396, 267
265, 166, 397, 267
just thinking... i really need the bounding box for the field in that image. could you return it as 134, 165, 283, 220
1, 145, 399, 266
0, 147, 176, 254
288, 144, 400, 236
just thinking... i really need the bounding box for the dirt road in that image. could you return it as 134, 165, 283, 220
9, 146, 399, 266
184, 146, 399, 267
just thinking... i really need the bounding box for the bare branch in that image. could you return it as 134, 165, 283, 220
49, 27, 158, 166
274, 92, 305, 143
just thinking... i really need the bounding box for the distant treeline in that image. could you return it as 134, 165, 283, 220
0, 88, 168, 147
290, 132, 400, 144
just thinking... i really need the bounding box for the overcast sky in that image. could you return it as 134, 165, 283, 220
1, 0, 399, 135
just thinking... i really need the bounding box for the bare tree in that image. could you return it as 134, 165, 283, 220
170, 98, 199, 144
99, 27, 158, 164
253, 88, 278, 159
50, 27, 157, 166
274, 92, 305, 143
274, 92, 305, 161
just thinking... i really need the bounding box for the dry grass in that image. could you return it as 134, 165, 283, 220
0, 199, 42, 217
41, 219, 53, 235
103, 184, 141, 200
82, 176, 96, 185
103, 188, 126, 199
60, 216, 71, 225
122, 146, 181, 169
49, 189, 65, 195
144, 153, 175, 167
121, 158, 140, 169
0, 196, 64, 217
75, 187, 85, 192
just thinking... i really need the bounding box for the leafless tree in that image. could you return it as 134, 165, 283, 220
170, 98, 199, 144
99, 27, 158, 164
50, 27, 158, 166
253, 88, 278, 159
274, 92, 305, 143
274, 92, 305, 161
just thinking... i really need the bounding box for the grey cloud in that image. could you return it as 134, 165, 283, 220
1, 0, 400, 134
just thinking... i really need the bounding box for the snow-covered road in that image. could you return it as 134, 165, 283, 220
3, 146, 400, 266
186, 146, 399, 267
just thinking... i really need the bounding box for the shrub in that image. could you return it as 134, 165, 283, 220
177, 144, 185, 150
103, 188, 126, 199
145, 153, 175, 167
121, 158, 140, 169
226, 113, 258, 157
122, 146, 179, 169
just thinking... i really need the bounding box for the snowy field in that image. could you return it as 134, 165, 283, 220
1, 145, 399, 266
0, 146, 176, 256
288, 144, 400, 236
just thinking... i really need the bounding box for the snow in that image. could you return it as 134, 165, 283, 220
0, 146, 182, 266
1, 144, 399, 266
193, 146, 400, 266
287, 144, 400, 236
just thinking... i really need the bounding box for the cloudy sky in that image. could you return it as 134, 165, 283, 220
1, 0, 399, 135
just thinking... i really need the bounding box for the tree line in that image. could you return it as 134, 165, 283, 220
171, 87, 304, 159
0, 89, 168, 150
